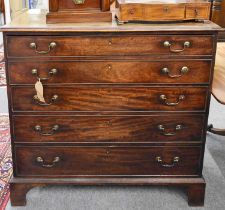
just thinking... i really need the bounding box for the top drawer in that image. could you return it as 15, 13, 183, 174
6, 35, 214, 58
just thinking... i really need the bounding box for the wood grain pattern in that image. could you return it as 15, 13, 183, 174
10, 183, 41, 206
117, 4, 185, 21
6, 35, 214, 57
11, 86, 208, 112
115, 0, 210, 22
14, 146, 201, 176
49, 0, 58, 12
49, 0, 111, 11
185, 5, 210, 20
46, 11, 112, 24
212, 43, 225, 104
187, 183, 206, 206
9, 177, 206, 207
47, 0, 111, 23
211, 0, 225, 28
2, 12, 221, 206
58, 0, 100, 10
12, 114, 205, 143
101, 0, 111, 11
1, 11, 222, 32
7, 60, 212, 85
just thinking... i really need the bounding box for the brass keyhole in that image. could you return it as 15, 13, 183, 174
129, 9, 135, 15
195, 9, 199, 17
106, 64, 112, 72
106, 120, 112, 126
73, 0, 85, 4
164, 7, 169, 13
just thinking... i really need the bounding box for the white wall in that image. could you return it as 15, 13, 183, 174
0, 87, 8, 113
4, 0, 11, 24
0, 1, 10, 114
30, 0, 48, 9
34, 0, 48, 9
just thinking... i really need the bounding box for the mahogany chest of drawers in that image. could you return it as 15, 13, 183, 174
1, 11, 222, 207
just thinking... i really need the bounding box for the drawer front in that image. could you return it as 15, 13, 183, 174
12, 115, 205, 143
8, 60, 212, 84
120, 4, 144, 21
145, 5, 185, 21
119, 4, 185, 21
11, 87, 207, 112
15, 146, 201, 176
7, 35, 213, 57
186, 5, 210, 20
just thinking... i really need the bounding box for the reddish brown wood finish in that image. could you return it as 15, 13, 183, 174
117, 4, 185, 22
187, 182, 206, 206
58, 0, 100, 10
7, 60, 212, 85
49, 0, 112, 11
211, 0, 225, 40
9, 177, 206, 207
14, 146, 201, 177
47, 0, 111, 23
12, 114, 205, 143
211, 0, 225, 28
115, 0, 211, 23
101, 0, 111, 11
46, 11, 112, 24
10, 183, 40, 206
11, 86, 208, 112
49, 0, 58, 12
2, 18, 220, 207
186, 5, 210, 19
6, 35, 214, 57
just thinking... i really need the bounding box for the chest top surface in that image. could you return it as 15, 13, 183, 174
0, 10, 222, 33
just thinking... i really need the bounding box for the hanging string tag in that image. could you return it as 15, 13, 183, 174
35, 78, 46, 103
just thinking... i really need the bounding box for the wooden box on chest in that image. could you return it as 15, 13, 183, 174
115, 0, 211, 24
47, 0, 112, 23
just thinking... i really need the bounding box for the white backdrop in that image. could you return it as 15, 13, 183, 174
4, 0, 11, 24
30, 0, 48, 9
3, 0, 49, 24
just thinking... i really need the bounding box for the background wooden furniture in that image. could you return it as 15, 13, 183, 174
0, 0, 5, 24
47, 0, 112, 23
208, 43, 225, 135
1, 11, 221, 207
211, 0, 225, 41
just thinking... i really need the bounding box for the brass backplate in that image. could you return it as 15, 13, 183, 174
73, 0, 85, 4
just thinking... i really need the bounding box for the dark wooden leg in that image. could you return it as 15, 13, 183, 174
9, 177, 206, 206
218, 31, 225, 42
208, 124, 225, 136
187, 183, 206, 206
10, 183, 35, 206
